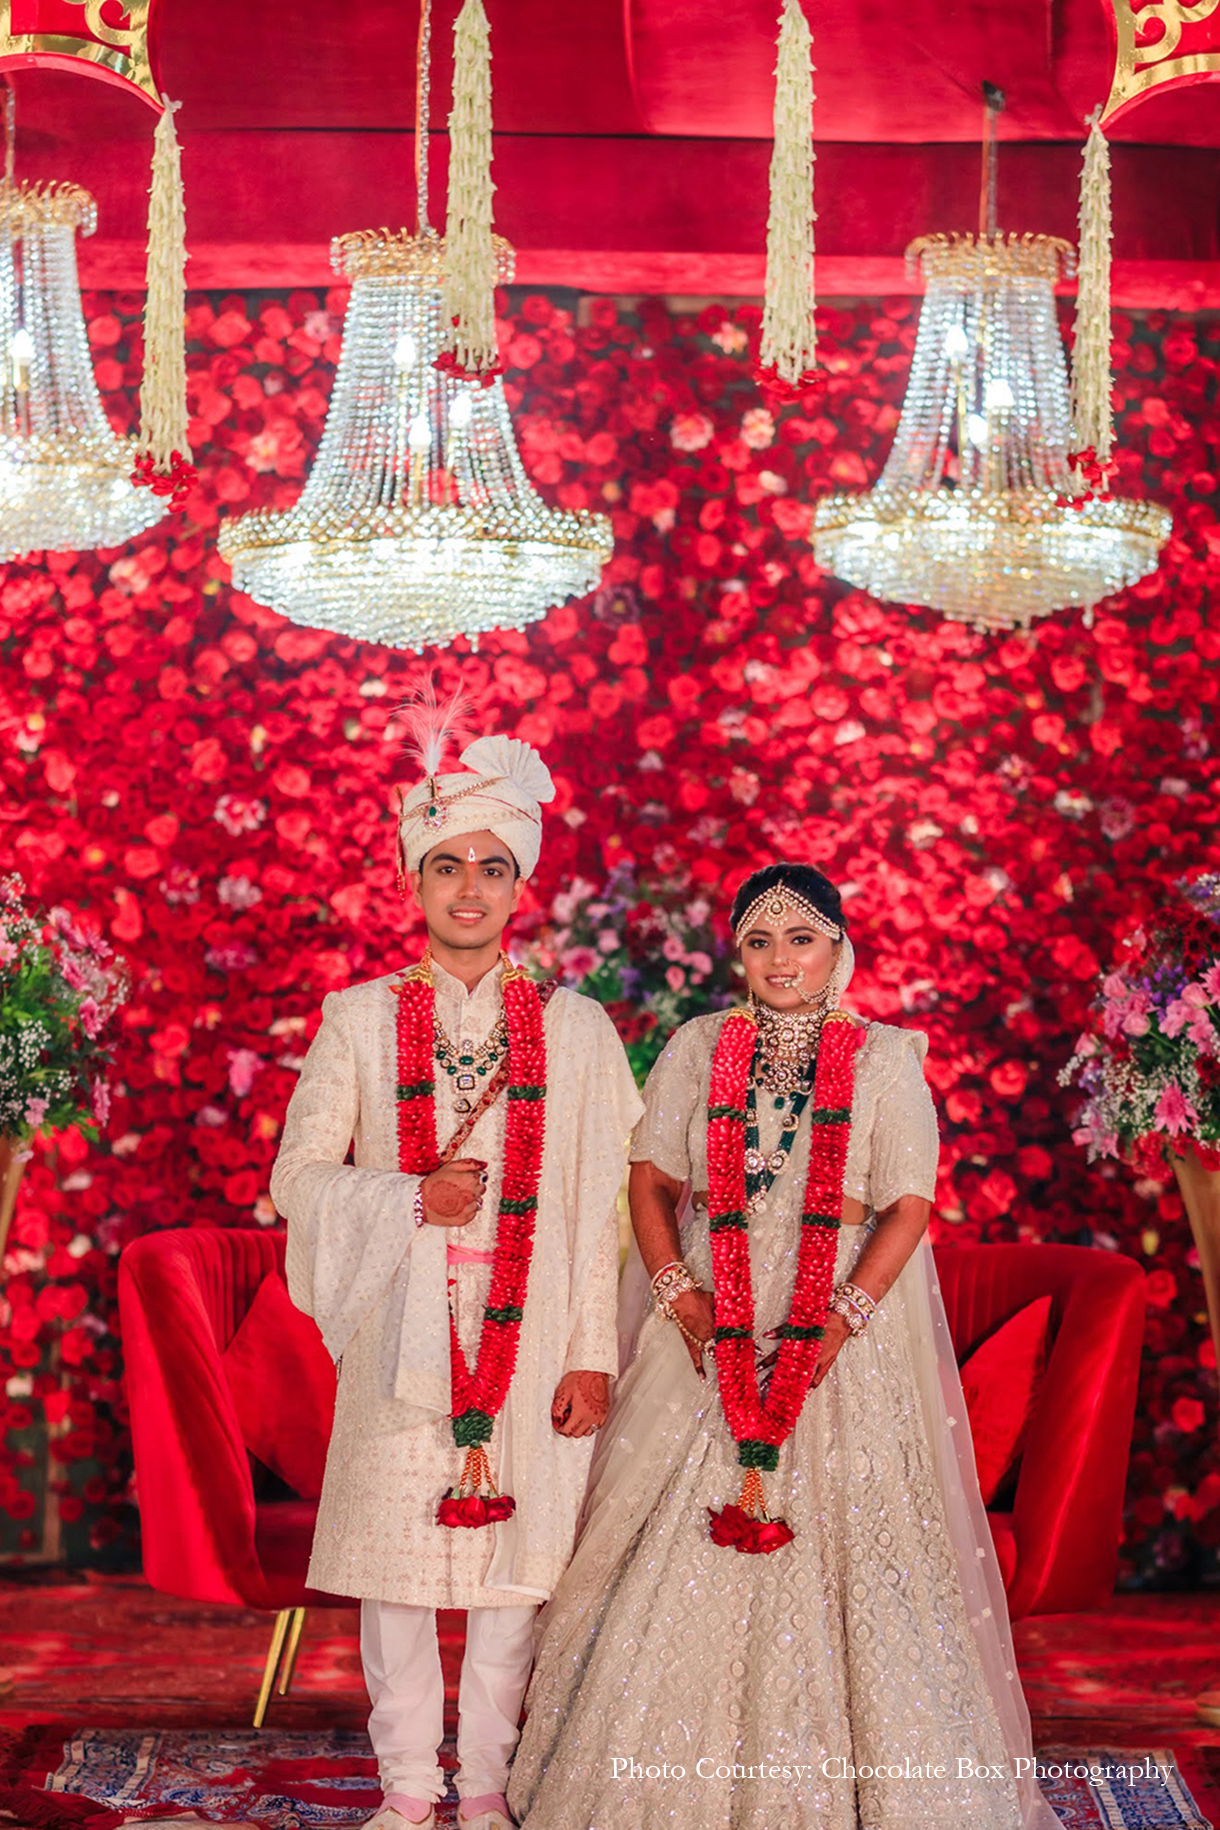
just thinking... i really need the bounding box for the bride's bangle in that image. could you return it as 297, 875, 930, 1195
651, 1260, 698, 1310
829, 1280, 877, 1336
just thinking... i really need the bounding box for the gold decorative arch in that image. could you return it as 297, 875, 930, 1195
1100, 0, 1220, 125
0, 0, 160, 110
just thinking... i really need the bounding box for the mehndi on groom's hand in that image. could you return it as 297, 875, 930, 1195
550, 1369, 610, 1437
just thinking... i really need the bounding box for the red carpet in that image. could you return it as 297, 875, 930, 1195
0, 1576, 1217, 1825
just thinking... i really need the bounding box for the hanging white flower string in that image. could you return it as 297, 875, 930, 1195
132, 96, 195, 509
755, 0, 824, 400
437, 0, 501, 384
1063, 111, 1114, 508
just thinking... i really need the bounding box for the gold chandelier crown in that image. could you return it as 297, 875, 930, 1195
333, 225, 514, 285
0, 180, 97, 233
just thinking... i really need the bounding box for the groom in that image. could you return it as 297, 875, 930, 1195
271, 730, 642, 1830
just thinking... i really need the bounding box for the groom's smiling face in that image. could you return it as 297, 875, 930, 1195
411, 827, 525, 952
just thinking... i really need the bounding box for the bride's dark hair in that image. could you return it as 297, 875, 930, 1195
729, 863, 846, 935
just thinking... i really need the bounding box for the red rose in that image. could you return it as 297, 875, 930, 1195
707, 1504, 752, 1548
437, 1492, 492, 1528
751, 1518, 795, 1554
485, 1494, 517, 1523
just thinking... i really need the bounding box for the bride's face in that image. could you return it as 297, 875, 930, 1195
738, 916, 840, 1011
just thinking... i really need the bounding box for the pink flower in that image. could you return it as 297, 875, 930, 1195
741, 407, 775, 450
91, 1078, 111, 1126
561, 946, 598, 979
1187, 1011, 1218, 1054
1120, 996, 1152, 1037
214, 794, 268, 836
665, 965, 686, 992
1182, 982, 1211, 1008
1161, 999, 1193, 1038
23, 1096, 48, 1130
79, 997, 104, 1039
1153, 1082, 1198, 1135
227, 1048, 262, 1097
60, 954, 89, 993
669, 412, 714, 452
1202, 963, 1220, 1002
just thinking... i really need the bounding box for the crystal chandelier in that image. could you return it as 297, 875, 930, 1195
814, 233, 1171, 631
218, 2, 611, 653
0, 181, 163, 559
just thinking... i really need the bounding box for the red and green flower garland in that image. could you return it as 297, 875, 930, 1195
396, 953, 547, 1530
707, 1006, 864, 1554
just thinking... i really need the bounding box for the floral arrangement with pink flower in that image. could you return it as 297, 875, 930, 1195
0, 874, 130, 1144
1061, 875, 1220, 1175
518, 866, 734, 1083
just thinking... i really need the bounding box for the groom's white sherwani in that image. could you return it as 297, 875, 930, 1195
271, 958, 642, 1608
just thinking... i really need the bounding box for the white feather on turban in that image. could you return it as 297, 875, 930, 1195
398, 734, 555, 881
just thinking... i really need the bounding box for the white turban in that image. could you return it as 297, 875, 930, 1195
398, 734, 555, 881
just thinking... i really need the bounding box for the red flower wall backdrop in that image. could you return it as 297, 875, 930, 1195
0, 284, 1217, 1582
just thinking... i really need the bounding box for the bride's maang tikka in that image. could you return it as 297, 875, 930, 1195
733, 884, 843, 944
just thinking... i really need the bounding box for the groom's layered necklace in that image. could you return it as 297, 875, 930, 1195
705, 998, 864, 1553
395, 950, 548, 1529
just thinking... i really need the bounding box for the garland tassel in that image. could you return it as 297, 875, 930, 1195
1066, 113, 1114, 510
438, 0, 502, 385
132, 98, 196, 511
755, 0, 824, 402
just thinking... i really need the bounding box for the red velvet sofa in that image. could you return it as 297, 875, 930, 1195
119, 1227, 1147, 1718
118, 1226, 346, 1722
934, 1240, 1145, 1620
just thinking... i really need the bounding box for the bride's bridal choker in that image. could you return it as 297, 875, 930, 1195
749, 993, 829, 1095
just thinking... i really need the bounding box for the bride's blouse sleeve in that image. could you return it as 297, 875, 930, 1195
866, 1029, 940, 1213
628, 1018, 709, 1182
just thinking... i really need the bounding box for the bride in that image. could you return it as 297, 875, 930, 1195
507, 863, 1060, 1830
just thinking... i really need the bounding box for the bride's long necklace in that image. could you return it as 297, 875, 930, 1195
743, 993, 828, 1215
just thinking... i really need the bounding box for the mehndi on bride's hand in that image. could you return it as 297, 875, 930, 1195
670, 1287, 715, 1377
811, 1310, 853, 1388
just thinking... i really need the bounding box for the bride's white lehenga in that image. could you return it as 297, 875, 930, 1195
507, 992, 1062, 1830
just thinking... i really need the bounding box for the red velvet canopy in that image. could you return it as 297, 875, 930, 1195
2, 0, 1217, 303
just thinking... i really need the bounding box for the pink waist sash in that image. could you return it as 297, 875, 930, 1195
447, 1242, 497, 1266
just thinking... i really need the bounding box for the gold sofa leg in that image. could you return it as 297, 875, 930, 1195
254, 1609, 292, 1728
277, 1606, 307, 1696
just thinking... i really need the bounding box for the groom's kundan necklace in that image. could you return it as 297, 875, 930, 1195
705, 1003, 864, 1554
395, 950, 547, 1530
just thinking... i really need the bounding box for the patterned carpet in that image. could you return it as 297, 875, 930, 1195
0, 1577, 1216, 1827
0, 1728, 1211, 1828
